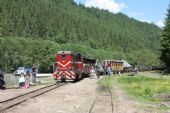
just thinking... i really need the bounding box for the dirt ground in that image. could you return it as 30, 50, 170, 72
0, 84, 49, 102
0, 76, 55, 102
1, 77, 169, 113
2, 78, 97, 113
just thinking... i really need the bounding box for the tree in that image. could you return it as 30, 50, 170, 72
160, 4, 170, 68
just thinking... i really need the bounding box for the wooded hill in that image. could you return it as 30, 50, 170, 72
0, 0, 161, 72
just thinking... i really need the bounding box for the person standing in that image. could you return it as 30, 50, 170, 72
103, 62, 107, 76
118, 70, 121, 76
32, 64, 37, 84
97, 63, 102, 79
19, 73, 25, 87
90, 66, 96, 79
106, 65, 111, 76
134, 67, 138, 75
0, 69, 5, 89
24, 71, 30, 88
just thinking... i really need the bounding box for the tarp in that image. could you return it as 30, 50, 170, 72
122, 60, 132, 67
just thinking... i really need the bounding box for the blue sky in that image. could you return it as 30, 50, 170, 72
74, 0, 169, 27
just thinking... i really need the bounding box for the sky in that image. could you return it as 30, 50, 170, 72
74, 0, 169, 28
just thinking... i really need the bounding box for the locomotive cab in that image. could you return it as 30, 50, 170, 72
53, 51, 96, 82
53, 51, 73, 81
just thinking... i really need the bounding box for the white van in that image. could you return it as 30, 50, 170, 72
14, 67, 27, 75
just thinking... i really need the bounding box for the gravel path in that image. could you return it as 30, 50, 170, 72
0, 85, 49, 102
3, 78, 98, 113
112, 85, 145, 113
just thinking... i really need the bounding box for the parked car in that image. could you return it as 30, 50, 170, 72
14, 67, 32, 76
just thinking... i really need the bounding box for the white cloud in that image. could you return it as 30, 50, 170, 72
84, 0, 126, 13
156, 20, 165, 28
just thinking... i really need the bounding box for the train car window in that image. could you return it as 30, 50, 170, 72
62, 53, 66, 60
78, 54, 81, 61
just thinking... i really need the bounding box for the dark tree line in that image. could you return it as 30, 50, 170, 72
160, 4, 170, 71
0, 0, 161, 72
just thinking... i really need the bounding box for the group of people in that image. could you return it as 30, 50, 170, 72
89, 63, 103, 79
89, 63, 114, 79
19, 64, 37, 88
90, 63, 121, 78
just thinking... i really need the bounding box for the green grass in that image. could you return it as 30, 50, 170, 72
97, 73, 170, 111
97, 76, 114, 88
117, 73, 170, 103
159, 106, 170, 111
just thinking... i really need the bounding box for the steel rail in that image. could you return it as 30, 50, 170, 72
0, 83, 66, 112
109, 87, 114, 113
88, 87, 99, 113
88, 86, 114, 113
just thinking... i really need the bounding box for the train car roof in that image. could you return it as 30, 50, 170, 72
57, 51, 72, 54
57, 51, 83, 55
84, 58, 96, 61
57, 51, 96, 62
102, 59, 123, 63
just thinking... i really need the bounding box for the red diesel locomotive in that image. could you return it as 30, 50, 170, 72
52, 51, 96, 81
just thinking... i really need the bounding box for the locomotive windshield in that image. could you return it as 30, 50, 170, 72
62, 52, 66, 60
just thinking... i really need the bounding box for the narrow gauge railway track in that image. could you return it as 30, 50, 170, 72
89, 86, 113, 113
0, 83, 66, 112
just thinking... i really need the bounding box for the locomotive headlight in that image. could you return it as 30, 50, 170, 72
56, 66, 59, 69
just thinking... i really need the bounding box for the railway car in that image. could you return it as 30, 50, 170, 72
102, 60, 124, 72
52, 51, 96, 81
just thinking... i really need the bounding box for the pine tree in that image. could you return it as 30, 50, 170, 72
160, 4, 170, 68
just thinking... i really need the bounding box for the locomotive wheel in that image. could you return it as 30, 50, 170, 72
74, 76, 79, 82
74, 74, 80, 82
74, 73, 82, 82
79, 73, 82, 80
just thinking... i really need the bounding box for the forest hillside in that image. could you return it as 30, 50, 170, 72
0, 0, 161, 72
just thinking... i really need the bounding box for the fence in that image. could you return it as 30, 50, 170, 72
4, 74, 54, 88
4, 74, 20, 88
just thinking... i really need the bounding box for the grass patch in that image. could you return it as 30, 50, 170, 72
97, 76, 115, 97
97, 76, 114, 88
117, 73, 170, 103
159, 106, 170, 111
